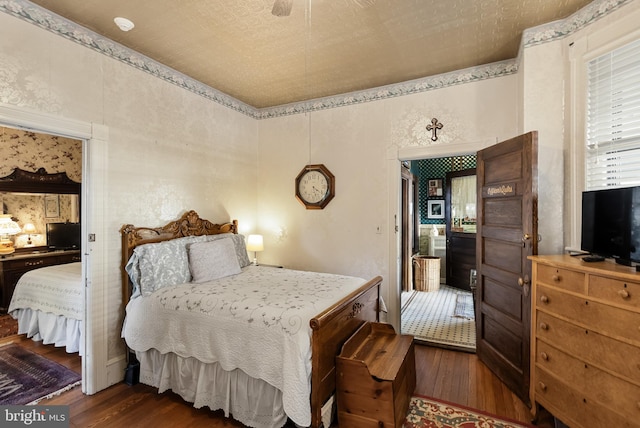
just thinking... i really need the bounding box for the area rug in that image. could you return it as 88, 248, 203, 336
401, 286, 476, 352
404, 395, 533, 428
0, 343, 81, 405
453, 293, 475, 320
0, 314, 18, 338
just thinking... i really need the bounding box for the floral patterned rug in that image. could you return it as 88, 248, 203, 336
404, 395, 533, 428
0, 314, 18, 339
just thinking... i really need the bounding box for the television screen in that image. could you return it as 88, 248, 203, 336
46, 222, 81, 250
581, 186, 640, 264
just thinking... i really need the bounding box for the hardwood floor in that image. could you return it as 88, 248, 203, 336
2, 334, 553, 427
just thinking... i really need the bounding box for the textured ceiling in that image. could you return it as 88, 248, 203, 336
29, 0, 592, 109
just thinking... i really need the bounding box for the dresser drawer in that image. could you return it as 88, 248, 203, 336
536, 340, 640, 422
589, 275, 640, 311
535, 368, 638, 428
536, 264, 585, 293
537, 284, 640, 345
536, 311, 640, 384
3, 257, 49, 270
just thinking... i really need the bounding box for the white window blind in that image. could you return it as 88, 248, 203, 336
586, 37, 640, 190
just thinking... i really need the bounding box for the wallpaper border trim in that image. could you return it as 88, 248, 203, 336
0, 0, 631, 119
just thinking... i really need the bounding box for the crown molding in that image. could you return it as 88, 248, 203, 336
0, 0, 631, 119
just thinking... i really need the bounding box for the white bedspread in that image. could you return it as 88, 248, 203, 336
122, 265, 365, 427
8, 262, 83, 320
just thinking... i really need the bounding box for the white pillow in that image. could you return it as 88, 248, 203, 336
188, 238, 242, 283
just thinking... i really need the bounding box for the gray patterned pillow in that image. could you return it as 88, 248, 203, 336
188, 238, 242, 283
134, 235, 209, 296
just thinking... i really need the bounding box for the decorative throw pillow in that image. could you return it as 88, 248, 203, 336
133, 235, 209, 296
204, 233, 251, 268
188, 238, 242, 283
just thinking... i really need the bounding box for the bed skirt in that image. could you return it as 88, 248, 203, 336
11, 308, 83, 355
136, 348, 289, 428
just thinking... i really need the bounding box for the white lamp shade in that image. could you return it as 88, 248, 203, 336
23, 223, 37, 234
0, 214, 21, 235
246, 234, 264, 252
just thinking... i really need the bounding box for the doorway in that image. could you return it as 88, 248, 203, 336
400, 155, 477, 352
0, 125, 83, 399
0, 102, 110, 395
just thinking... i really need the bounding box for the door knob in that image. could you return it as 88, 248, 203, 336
518, 275, 530, 287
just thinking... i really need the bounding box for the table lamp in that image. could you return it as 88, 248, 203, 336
23, 222, 37, 247
246, 234, 264, 266
0, 214, 22, 255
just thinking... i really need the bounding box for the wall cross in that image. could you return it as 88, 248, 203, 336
426, 118, 443, 141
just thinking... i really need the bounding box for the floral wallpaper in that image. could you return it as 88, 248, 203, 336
0, 126, 81, 248
0, 126, 82, 182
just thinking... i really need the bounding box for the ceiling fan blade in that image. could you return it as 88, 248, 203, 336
272, 0, 293, 17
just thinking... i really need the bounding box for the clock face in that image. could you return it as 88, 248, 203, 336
295, 164, 335, 209
298, 170, 329, 203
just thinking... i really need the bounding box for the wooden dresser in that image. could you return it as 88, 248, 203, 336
529, 255, 640, 428
0, 250, 81, 313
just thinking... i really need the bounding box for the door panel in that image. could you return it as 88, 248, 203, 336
485, 199, 522, 226
483, 239, 523, 272
483, 278, 522, 320
476, 131, 538, 406
482, 316, 522, 366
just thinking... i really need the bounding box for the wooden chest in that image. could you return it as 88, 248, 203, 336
336, 322, 416, 428
529, 255, 640, 428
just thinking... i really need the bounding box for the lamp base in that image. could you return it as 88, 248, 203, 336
0, 242, 15, 255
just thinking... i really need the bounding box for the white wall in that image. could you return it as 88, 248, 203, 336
257, 75, 520, 327
0, 11, 258, 390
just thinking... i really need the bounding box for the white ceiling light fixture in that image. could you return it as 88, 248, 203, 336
114, 16, 135, 32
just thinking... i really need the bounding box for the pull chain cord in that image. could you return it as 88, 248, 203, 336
306, 0, 312, 164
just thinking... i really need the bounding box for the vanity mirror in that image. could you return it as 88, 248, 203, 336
0, 168, 80, 251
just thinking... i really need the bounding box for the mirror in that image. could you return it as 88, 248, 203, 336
1, 193, 80, 248
0, 168, 81, 251
450, 174, 476, 233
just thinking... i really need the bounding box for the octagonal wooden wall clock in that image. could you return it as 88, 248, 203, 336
295, 164, 335, 209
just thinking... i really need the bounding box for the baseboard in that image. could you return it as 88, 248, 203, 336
106, 354, 127, 388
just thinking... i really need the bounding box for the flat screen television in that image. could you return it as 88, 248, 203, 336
581, 186, 640, 265
46, 222, 81, 251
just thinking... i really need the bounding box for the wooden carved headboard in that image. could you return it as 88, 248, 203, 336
119, 210, 238, 302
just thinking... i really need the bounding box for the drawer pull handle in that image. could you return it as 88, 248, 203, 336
541, 352, 549, 361
618, 289, 630, 299
552, 274, 560, 282
540, 322, 549, 331
539, 382, 547, 391
540, 295, 549, 304
25, 260, 44, 266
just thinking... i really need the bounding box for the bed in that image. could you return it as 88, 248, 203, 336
8, 261, 83, 355
120, 210, 381, 428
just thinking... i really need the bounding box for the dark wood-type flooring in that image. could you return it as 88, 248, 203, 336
1, 334, 553, 427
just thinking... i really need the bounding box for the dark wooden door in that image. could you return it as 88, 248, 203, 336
445, 168, 477, 291
475, 132, 538, 406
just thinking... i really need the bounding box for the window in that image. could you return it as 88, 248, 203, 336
586, 37, 640, 190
